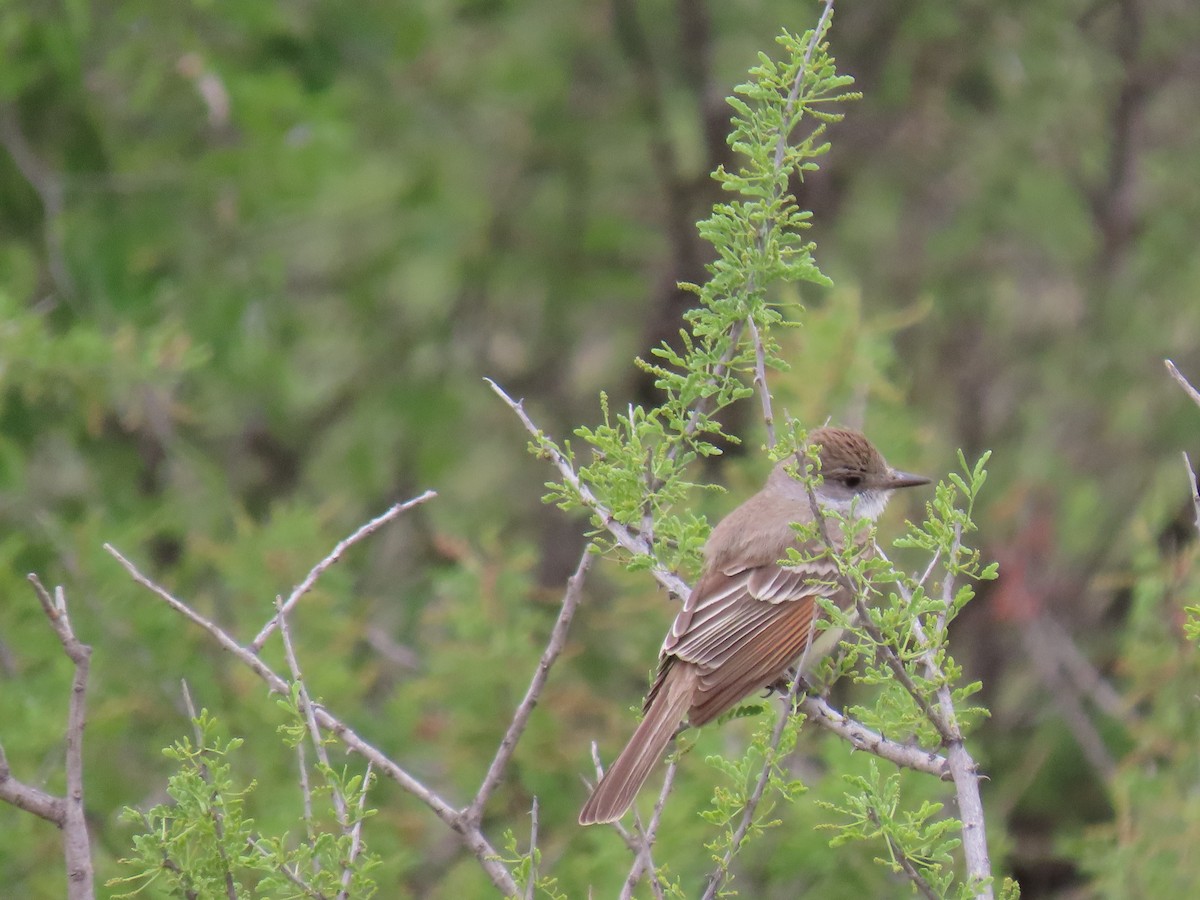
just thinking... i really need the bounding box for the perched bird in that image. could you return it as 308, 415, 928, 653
579, 427, 930, 825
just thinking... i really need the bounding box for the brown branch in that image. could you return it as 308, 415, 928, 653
104, 543, 519, 896
251, 491, 437, 652
250, 841, 327, 899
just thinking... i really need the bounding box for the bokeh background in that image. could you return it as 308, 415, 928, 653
2, 0, 1199, 896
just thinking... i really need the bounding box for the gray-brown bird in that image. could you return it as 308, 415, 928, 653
579, 427, 930, 825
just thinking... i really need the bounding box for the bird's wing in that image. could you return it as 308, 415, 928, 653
660, 558, 843, 727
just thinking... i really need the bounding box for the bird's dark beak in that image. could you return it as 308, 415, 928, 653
887, 469, 932, 489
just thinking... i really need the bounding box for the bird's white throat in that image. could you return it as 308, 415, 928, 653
814, 488, 890, 522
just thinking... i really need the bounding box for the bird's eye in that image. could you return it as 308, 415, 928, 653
843, 475, 862, 488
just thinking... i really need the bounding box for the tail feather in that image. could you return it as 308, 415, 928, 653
579, 664, 697, 825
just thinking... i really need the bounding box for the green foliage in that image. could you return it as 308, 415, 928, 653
771, 444, 999, 896
109, 710, 379, 899
701, 706, 808, 896
497, 819, 566, 900
821, 761, 959, 895
1072, 531, 1200, 896
527, 15, 1002, 896
538, 22, 858, 589
3, 0, 1197, 895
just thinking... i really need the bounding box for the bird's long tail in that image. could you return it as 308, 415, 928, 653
579, 663, 697, 825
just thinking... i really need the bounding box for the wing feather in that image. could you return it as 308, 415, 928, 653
655, 558, 843, 727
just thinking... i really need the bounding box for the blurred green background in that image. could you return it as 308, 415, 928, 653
2, 0, 1199, 896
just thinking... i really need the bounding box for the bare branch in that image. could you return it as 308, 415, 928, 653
104, 543, 519, 896
746, 316, 776, 448
701, 673, 807, 900
1165, 359, 1200, 409
485, 378, 689, 600
338, 761, 373, 900
1167, 355, 1200, 541
26, 576, 95, 900
887, 530, 993, 898
872, 808, 940, 900
589, 743, 672, 900
252, 491, 437, 652
525, 797, 539, 900
797, 694, 950, 779
250, 840, 327, 899
1183, 451, 1200, 540
274, 595, 349, 827
0, 743, 67, 822
620, 756, 677, 900
466, 547, 595, 824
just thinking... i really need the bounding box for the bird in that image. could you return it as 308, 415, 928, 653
579, 426, 931, 825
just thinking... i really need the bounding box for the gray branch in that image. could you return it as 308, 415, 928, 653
104, 539, 520, 896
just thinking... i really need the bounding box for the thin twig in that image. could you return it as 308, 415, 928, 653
662, 318, 746, 478
275, 589, 368, 900
466, 547, 595, 824
1167, 357, 1200, 538
28, 576, 95, 900
884, 531, 993, 898
485, 378, 689, 600
297, 735, 315, 843
250, 840, 327, 899
179, 682, 237, 900
872, 809, 940, 900
337, 760, 372, 900
621, 756, 677, 900
1183, 451, 1200, 539
275, 595, 350, 827
525, 797, 539, 900
104, 543, 519, 896
252, 491, 437, 652
804, 487, 952, 743
1044, 616, 1130, 722
1165, 359, 1200, 409
677, 0, 833, 468
746, 316, 776, 448
701, 672, 807, 900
